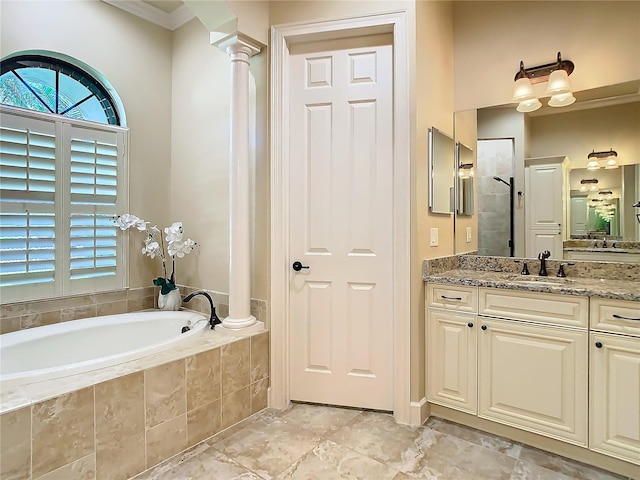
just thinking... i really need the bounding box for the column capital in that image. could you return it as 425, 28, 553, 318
212, 32, 264, 58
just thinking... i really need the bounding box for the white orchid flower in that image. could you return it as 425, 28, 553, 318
142, 239, 162, 258
116, 213, 148, 231
164, 222, 184, 243
168, 238, 197, 258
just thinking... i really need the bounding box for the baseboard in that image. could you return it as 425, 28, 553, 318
409, 397, 429, 427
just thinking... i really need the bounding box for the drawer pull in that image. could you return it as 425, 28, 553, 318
612, 314, 640, 322
467, 322, 474, 328
481, 325, 487, 331
441, 295, 462, 301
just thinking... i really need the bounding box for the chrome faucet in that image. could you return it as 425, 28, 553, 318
537, 250, 551, 276
183, 290, 221, 329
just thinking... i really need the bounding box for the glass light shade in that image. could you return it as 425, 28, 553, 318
512, 77, 536, 102
545, 69, 572, 96
590, 185, 598, 191
587, 160, 599, 170
517, 97, 542, 113
548, 92, 576, 107
580, 185, 587, 192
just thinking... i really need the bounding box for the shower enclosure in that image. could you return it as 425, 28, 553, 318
477, 139, 515, 257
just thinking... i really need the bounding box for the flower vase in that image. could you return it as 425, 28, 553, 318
158, 287, 181, 311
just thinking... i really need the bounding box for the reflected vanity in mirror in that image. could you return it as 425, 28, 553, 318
456, 142, 474, 216
429, 127, 455, 214
453, 80, 640, 263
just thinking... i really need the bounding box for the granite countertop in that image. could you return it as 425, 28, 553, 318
563, 247, 640, 254
424, 269, 640, 302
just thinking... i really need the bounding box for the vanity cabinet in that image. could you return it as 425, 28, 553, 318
426, 284, 478, 414
478, 317, 588, 446
426, 284, 589, 446
589, 298, 640, 465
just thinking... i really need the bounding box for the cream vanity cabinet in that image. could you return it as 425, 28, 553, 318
426, 283, 589, 446
426, 283, 478, 414
589, 297, 640, 465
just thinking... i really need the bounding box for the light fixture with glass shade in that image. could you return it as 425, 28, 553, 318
587, 149, 618, 170
512, 52, 574, 112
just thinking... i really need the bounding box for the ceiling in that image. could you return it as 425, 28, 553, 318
142, 0, 184, 14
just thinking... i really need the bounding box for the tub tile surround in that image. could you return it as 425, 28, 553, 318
423, 254, 640, 301
0, 331, 270, 480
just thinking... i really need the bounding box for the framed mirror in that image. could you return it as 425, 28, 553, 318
428, 127, 455, 214
456, 142, 474, 216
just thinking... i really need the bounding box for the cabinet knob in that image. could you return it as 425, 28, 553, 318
467, 322, 474, 328
595, 341, 603, 349
481, 325, 487, 331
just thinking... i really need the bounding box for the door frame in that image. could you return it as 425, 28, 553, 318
269, 11, 411, 424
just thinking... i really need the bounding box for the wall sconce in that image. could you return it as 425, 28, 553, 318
587, 149, 618, 170
598, 190, 613, 200
458, 163, 474, 179
580, 178, 599, 192
512, 52, 575, 112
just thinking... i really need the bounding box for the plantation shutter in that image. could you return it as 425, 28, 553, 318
0, 115, 58, 297
66, 125, 125, 293
0, 108, 127, 302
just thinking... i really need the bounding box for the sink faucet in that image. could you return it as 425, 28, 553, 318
602, 237, 608, 248
537, 250, 551, 276
183, 290, 221, 329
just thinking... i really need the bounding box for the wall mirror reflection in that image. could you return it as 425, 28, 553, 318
429, 127, 455, 214
456, 142, 474, 216
454, 80, 640, 262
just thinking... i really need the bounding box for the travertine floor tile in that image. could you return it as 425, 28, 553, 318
274, 440, 398, 480
135, 405, 630, 480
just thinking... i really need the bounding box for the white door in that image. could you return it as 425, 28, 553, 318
288, 35, 394, 410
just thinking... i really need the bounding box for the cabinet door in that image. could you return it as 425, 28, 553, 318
590, 333, 640, 465
478, 318, 587, 446
427, 309, 477, 414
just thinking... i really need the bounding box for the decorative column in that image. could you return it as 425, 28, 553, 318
214, 33, 264, 333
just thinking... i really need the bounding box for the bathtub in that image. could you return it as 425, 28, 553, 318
0, 310, 208, 388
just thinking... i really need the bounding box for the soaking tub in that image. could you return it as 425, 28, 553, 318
0, 310, 208, 388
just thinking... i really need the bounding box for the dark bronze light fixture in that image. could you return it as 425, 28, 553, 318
512, 52, 575, 112
587, 149, 618, 170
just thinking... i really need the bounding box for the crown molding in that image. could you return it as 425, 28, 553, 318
101, 0, 195, 31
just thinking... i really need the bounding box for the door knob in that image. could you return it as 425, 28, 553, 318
292, 261, 310, 272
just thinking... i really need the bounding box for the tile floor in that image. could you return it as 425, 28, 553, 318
133, 403, 632, 480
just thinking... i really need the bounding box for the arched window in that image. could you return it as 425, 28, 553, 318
0, 52, 128, 302
1, 53, 122, 125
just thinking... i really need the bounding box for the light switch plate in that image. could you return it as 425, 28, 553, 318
466, 226, 472, 243
430, 228, 438, 246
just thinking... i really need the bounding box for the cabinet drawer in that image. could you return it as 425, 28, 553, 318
479, 288, 588, 329
427, 283, 478, 313
590, 297, 640, 336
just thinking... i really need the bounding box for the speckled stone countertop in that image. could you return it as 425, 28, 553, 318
423, 255, 640, 302
563, 240, 640, 254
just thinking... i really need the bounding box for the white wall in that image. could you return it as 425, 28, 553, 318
0, 0, 173, 288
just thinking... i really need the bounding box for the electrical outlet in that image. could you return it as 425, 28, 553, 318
430, 228, 438, 247
466, 227, 472, 243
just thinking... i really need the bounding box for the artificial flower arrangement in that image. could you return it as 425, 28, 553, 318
115, 214, 198, 298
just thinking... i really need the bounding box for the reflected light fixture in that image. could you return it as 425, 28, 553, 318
512, 52, 575, 112
458, 163, 474, 179
580, 178, 599, 192
587, 149, 618, 170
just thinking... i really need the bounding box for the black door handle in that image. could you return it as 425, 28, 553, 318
292, 261, 310, 272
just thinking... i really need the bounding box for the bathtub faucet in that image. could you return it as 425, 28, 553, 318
183, 291, 221, 329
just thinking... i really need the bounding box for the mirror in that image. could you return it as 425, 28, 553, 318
454, 80, 640, 261
429, 127, 455, 214
456, 142, 474, 216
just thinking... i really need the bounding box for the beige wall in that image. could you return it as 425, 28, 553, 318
453, 1, 640, 111
529, 102, 640, 169
170, 16, 270, 301
0, 0, 173, 288
453, 109, 478, 254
